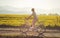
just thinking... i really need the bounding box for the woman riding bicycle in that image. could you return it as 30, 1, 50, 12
26, 8, 38, 29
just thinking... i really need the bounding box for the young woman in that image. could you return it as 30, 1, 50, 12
26, 8, 38, 28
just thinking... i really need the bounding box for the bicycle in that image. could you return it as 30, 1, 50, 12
19, 17, 46, 37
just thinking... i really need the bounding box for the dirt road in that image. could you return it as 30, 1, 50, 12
0, 28, 60, 37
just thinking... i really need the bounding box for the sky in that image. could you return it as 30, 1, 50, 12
0, 0, 60, 15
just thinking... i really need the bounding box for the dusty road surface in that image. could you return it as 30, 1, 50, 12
0, 28, 60, 38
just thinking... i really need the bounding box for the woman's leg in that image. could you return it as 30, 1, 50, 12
31, 18, 38, 27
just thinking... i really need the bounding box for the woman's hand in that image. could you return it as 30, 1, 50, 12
25, 17, 29, 20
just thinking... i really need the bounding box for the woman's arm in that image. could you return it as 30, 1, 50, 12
26, 13, 33, 20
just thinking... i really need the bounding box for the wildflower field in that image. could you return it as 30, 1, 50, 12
0, 14, 60, 27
